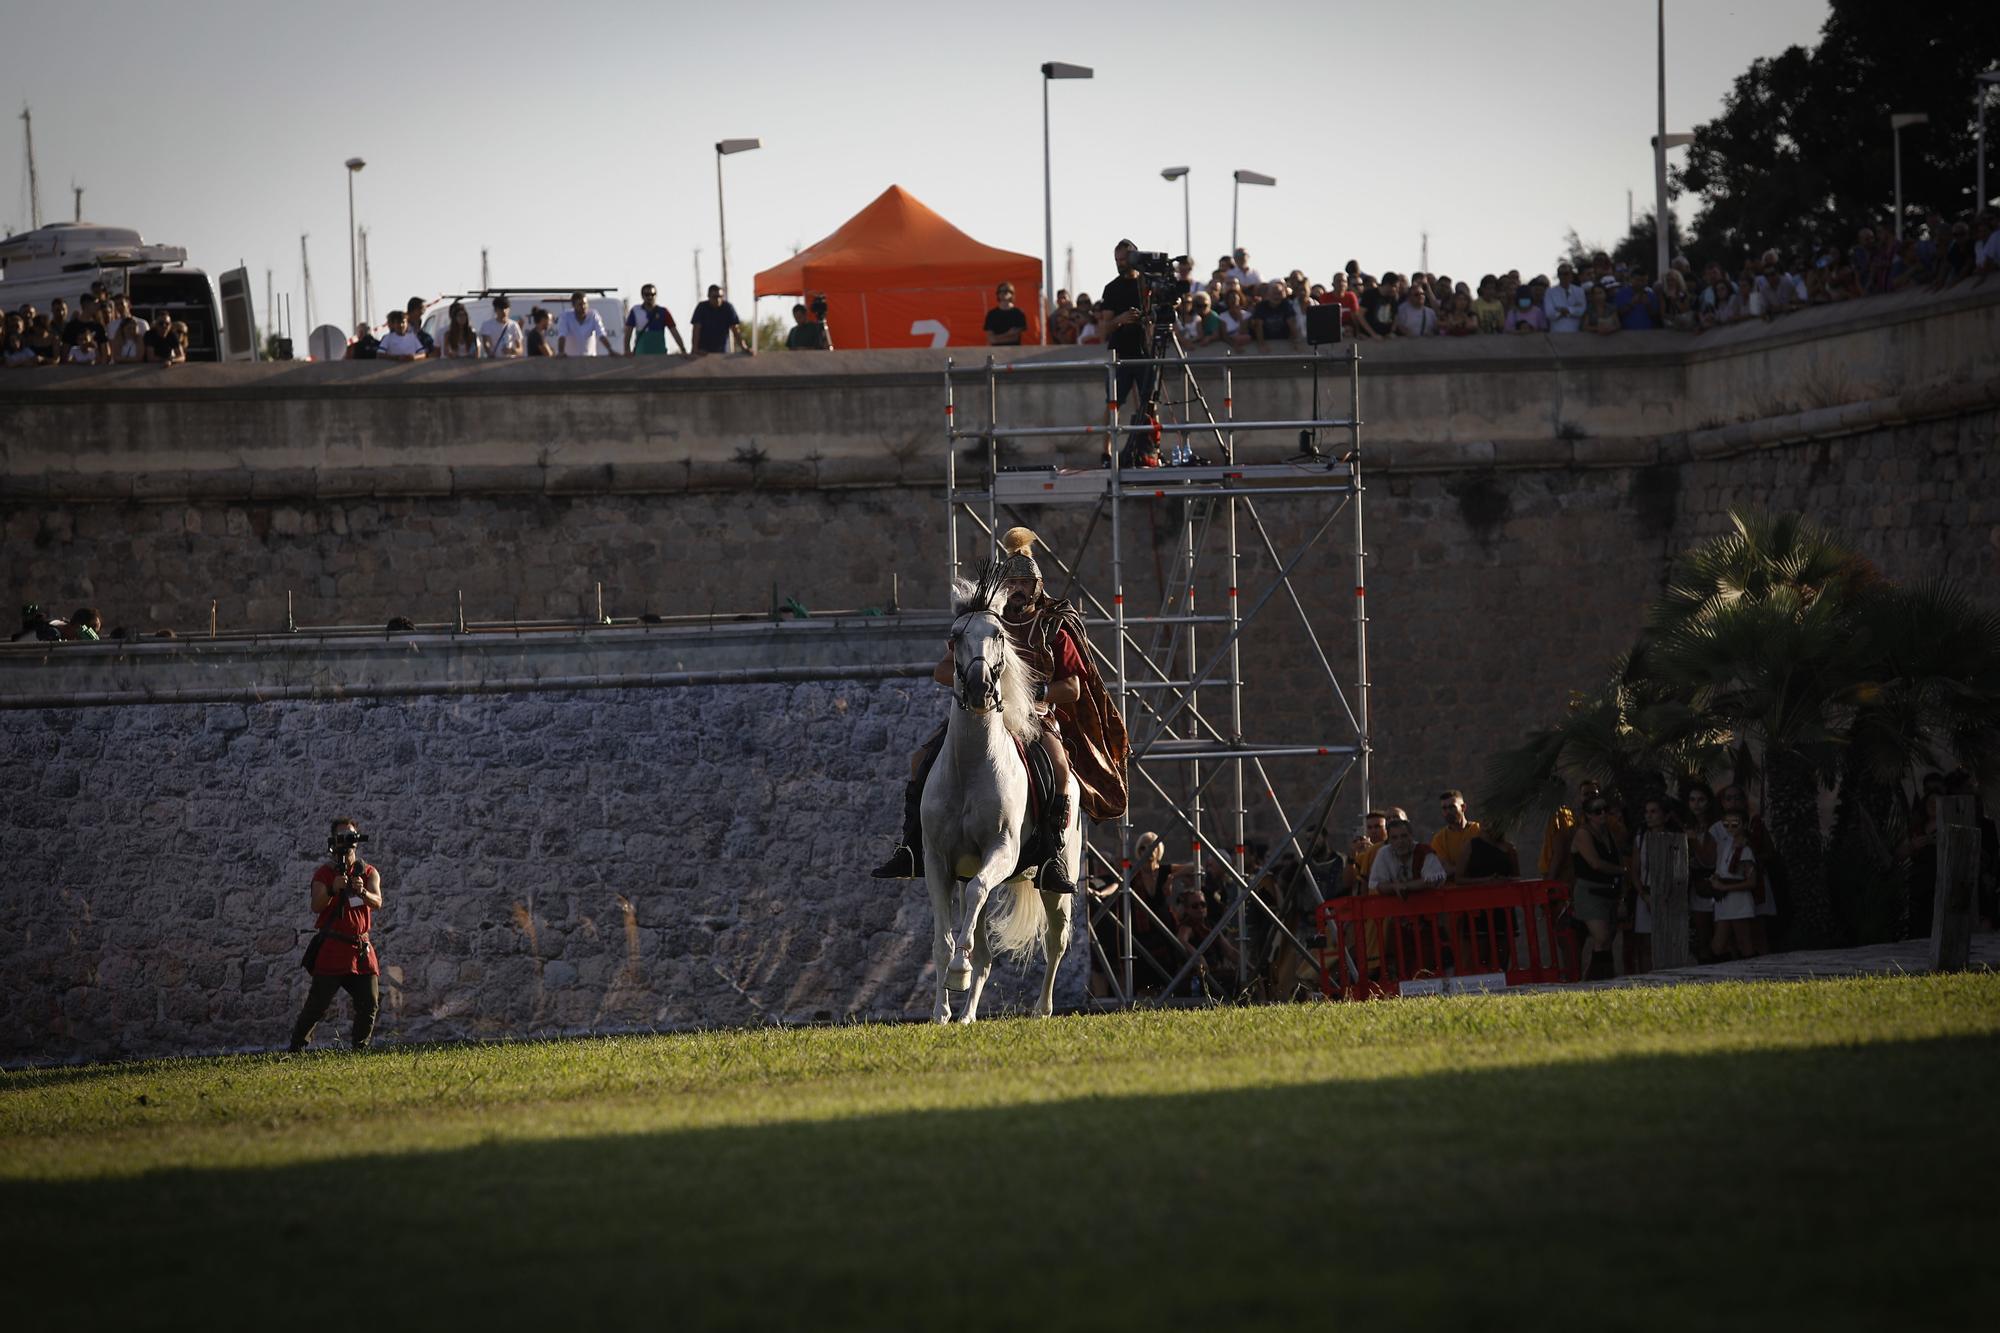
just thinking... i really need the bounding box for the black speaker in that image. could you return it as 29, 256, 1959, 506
1305, 303, 1343, 346
273, 338, 295, 361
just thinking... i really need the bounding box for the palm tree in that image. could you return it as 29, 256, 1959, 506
1649, 587, 1871, 945
1830, 580, 2000, 937
1650, 509, 1878, 636
1489, 509, 2000, 952
1481, 656, 1729, 844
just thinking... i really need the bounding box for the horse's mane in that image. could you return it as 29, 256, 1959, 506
950, 563, 1041, 744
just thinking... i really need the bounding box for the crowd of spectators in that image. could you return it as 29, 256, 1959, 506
2, 283, 190, 368
1039, 211, 2000, 353
1088, 761, 1995, 1001
342, 285, 748, 362
0, 280, 758, 369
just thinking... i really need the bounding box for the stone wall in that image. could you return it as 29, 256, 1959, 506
3, 679, 1090, 1065
6, 291, 1999, 1064
9, 408, 1995, 839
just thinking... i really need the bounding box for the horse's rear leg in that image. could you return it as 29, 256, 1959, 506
1036, 889, 1073, 1017
1032, 782, 1081, 1017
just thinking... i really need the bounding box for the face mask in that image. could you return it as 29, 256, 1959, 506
1517, 298, 1531, 309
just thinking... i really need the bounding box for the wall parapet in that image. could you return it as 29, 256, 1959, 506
3, 286, 1994, 504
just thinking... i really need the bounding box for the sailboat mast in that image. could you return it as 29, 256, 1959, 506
20, 107, 41, 229
300, 234, 315, 333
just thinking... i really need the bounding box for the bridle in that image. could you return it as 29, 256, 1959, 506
949, 610, 1005, 715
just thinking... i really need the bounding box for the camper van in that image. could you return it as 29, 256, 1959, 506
0, 223, 258, 362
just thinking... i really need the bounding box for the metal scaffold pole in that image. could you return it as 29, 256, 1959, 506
1223, 357, 1247, 971
944, 359, 958, 598
938, 340, 1371, 1008
1107, 353, 1133, 1004
1350, 343, 1371, 812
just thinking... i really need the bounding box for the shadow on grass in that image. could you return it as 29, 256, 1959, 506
8, 1035, 1997, 1331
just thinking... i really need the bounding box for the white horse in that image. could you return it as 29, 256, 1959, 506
923, 574, 1080, 1023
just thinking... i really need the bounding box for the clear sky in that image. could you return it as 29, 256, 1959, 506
2, 0, 1828, 334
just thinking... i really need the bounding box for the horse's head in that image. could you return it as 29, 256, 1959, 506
948, 606, 1007, 716
947, 565, 1036, 739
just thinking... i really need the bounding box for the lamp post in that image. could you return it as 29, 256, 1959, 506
343, 157, 365, 329
1041, 62, 1093, 339
1650, 132, 1694, 264
1890, 113, 1929, 239
1653, 0, 1671, 279
1161, 167, 1190, 261
1975, 71, 2000, 214
1230, 169, 1274, 254
714, 138, 761, 315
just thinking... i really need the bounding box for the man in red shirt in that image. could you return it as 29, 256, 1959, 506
287, 817, 385, 1052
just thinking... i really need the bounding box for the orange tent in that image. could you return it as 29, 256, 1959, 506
754, 185, 1042, 349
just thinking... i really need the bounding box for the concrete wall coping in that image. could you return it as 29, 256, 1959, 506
0, 614, 951, 709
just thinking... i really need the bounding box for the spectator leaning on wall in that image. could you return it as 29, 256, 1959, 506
625, 284, 687, 356
983, 282, 1028, 346
557, 291, 615, 357
689, 285, 747, 356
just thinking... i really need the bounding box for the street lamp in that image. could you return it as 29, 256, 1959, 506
1890, 113, 1929, 239
1230, 169, 1274, 254
1041, 61, 1092, 339
1650, 131, 1694, 267
714, 138, 761, 320
1160, 167, 1190, 262
1975, 71, 2000, 213
344, 157, 365, 329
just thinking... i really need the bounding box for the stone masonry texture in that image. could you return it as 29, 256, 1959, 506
3, 682, 1088, 1064
4, 409, 1997, 1062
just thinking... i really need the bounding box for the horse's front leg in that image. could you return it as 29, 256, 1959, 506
959, 915, 995, 1024
949, 839, 1016, 993
926, 852, 957, 1019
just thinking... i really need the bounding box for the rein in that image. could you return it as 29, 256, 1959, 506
950, 610, 1006, 715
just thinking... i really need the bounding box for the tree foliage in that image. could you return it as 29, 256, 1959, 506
1484, 509, 2000, 947
1677, 1, 2000, 262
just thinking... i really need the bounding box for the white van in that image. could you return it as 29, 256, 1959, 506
0, 222, 258, 361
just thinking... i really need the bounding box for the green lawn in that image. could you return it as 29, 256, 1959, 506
7, 975, 1998, 1330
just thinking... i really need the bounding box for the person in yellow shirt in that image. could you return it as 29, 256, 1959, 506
1346, 809, 1392, 894
1429, 790, 1483, 879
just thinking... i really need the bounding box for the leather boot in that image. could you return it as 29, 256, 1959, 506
870, 775, 927, 879
1039, 792, 1077, 894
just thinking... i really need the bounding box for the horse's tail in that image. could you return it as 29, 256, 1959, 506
986, 878, 1048, 964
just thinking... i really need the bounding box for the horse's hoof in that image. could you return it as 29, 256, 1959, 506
945, 960, 972, 991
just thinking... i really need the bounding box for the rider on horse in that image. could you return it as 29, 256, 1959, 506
871, 526, 1129, 894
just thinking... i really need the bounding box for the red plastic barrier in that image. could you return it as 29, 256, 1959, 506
1315, 878, 1580, 1000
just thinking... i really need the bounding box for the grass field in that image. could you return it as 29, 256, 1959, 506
7, 973, 1999, 1330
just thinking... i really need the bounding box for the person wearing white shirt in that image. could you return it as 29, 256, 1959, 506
1225, 247, 1264, 287
1366, 819, 1448, 894
479, 296, 523, 359
1976, 225, 2000, 274
1391, 289, 1439, 337
555, 291, 615, 357
1707, 812, 1763, 959
376, 309, 426, 361
1544, 265, 1587, 333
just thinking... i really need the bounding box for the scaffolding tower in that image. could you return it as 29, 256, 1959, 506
944, 344, 1370, 1004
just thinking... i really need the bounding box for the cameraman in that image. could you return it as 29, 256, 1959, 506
1099, 240, 1159, 462
785, 300, 829, 350
286, 817, 385, 1052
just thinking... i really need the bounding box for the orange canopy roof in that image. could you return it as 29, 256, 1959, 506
754, 185, 1040, 297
